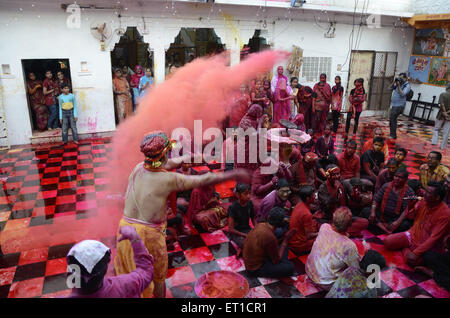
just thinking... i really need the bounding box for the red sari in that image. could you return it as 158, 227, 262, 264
27, 79, 49, 131
229, 91, 250, 128
297, 86, 313, 130
273, 88, 291, 124
312, 82, 332, 133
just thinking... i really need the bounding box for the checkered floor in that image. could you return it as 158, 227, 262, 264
0, 116, 449, 298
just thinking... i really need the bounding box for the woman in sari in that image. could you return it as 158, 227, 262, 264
290, 77, 300, 120
273, 78, 293, 124
235, 104, 265, 174
186, 183, 227, 233
331, 76, 343, 133
57, 71, 71, 93
112, 68, 133, 123
229, 85, 251, 128
297, 85, 313, 131
312, 74, 332, 134
130, 65, 144, 110
27, 72, 49, 131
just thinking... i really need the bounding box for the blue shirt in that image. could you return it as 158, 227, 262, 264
389, 81, 411, 107
58, 93, 78, 119
139, 76, 153, 97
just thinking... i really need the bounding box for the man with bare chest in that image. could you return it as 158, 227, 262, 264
114, 131, 249, 298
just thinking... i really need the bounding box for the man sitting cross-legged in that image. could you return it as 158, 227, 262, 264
384, 181, 450, 267
362, 169, 415, 234
243, 207, 297, 278
226, 183, 255, 257
288, 185, 320, 254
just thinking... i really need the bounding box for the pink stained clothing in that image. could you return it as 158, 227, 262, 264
271, 74, 293, 95
229, 92, 251, 128
239, 104, 264, 131
273, 88, 291, 124
68, 240, 154, 298
331, 85, 344, 112
291, 114, 306, 132
130, 65, 144, 89
305, 223, 360, 285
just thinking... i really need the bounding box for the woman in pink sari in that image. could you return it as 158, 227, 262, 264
235, 104, 265, 174
27, 72, 49, 131
273, 78, 293, 124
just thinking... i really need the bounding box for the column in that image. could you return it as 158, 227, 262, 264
152, 42, 166, 85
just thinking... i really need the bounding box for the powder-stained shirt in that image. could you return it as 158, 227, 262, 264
325, 266, 377, 298
374, 182, 415, 222
408, 201, 450, 256
58, 93, 78, 120
305, 223, 360, 285
337, 152, 360, 180
419, 164, 450, 189
243, 222, 279, 271
228, 200, 255, 233
289, 202, 317, 249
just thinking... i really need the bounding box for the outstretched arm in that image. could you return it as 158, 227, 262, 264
171, 169, 250, 192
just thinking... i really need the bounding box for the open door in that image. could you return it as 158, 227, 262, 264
344, 51, 375, 112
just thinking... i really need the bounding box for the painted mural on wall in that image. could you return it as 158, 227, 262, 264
408, 56, 431, 83
412, 28, 446, 57
410, 27, 450, 87
428, 57, 449, 86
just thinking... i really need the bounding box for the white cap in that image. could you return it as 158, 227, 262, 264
67, 240, 110, 274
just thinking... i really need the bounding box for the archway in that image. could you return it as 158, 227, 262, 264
165, 28, 226, 71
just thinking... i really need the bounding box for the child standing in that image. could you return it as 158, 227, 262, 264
59, 84, 79, 145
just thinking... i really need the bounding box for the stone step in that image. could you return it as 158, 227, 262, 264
30, 129, 114, 145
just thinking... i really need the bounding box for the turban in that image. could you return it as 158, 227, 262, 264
140, 131, 175, 169
325, 166, 340, 177
304, 152, 318, 163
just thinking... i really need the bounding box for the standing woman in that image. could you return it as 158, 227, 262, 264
27, 72, 49, 131
273, 78, 293, 124
345, 78, 366, 137
139, 68, 154, 100
57, 71, 72, 93
290, 77, 300, 120
297, 85, 314, 130
112, 68, 133, 123
331, 76, 344, 134
312, 74, 332, 134
130, 65, 144, 111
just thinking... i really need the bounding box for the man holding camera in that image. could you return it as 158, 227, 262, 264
388, 73, 411, 140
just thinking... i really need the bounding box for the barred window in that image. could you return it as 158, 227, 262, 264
301, 57, 332, 82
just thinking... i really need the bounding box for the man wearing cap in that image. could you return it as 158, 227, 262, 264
67, 226, 154, 298
115, 131, 249, 298
432, 83, 450, 150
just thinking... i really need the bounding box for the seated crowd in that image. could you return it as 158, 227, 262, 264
65, 70, 450, 298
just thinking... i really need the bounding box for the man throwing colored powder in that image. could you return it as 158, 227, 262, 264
114, 130, 249, 298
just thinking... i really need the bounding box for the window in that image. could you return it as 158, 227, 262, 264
301, 57, 332, 82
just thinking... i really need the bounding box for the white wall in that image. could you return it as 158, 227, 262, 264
0, 9, 116, 146
0, 0, 418, 145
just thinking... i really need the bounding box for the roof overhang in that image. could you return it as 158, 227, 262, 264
402, 13, 450, 29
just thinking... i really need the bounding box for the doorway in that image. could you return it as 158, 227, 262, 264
345, 50, 398, 112
21, 59, 72, 133
368, 52, 398, 111
110, 27, 152, 125
166, 28, 226, 69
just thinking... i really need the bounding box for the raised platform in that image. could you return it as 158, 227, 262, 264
29, 129, 115, 145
